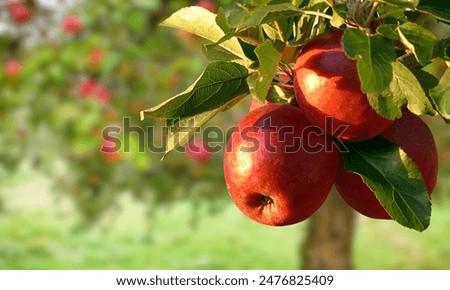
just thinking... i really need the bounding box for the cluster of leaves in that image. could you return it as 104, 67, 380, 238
142, 0, 449, 231
0, 0, 236, 224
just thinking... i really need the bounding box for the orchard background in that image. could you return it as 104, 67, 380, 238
0, 0, 449, 269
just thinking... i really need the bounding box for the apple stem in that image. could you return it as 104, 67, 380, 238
273, 82, 294, 91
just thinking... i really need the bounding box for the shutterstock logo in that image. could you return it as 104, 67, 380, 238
100, 116, 349, 155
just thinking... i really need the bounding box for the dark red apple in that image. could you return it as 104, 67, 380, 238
335, 110, 438, 219
223, 103, 340, 226
186, 139, 212, 163
7, 1, 32, 24
293, 29, 393, 141
62, 15, 82, 34
4, 59, 22, 79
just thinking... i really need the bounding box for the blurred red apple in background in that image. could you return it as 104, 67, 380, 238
4, 59, 22, 79
186, 139, 212, 163
101, 139, 120, 162
89, 48, 104, 70
79, 79, 110, 104
62, 15, 82, 34
79, 78, 98, 98
7, 1, 32, 24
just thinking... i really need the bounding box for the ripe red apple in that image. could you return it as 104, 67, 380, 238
101, 139, 119, 161
7, 1, 32, 24
62, 15, 82, 34
186, 139, 212, 163
223, 104, 340, 226
293, 29, 393, 141
335, 110, 438, 219
4, 59, 22, 79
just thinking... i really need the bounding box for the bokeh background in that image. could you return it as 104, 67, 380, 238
0, 0, 449, 270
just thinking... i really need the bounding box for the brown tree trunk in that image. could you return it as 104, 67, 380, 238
301, 187, 355, 269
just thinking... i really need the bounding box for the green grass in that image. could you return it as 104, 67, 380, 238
0, 173, 449, 270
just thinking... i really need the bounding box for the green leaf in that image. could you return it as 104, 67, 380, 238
330, 6, 345, 28
398, 22, 437, 66
163, 96, 245, 158
411, 68, 439, 93
202, 45, 241, 62
342, 29, 396, 95
368, 61, 436, 119
379, 0, 419, 9
417, 0, 450, 23
343, 137, 431, 232
437, 38, 450, 61
247, 41, 283, 102
231, 3, 302, 30
141, 62, 249, 120
160, 7, 250, 65
366, 93, 403, 120
430, 68, 450, 122
216, 7, 233, 34
376, 24, 400, 41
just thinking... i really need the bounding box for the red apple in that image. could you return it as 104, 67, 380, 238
223, 104, 340, 226
186, 139, 212, 163
4, 59, 22, 79
62, 15, 82, 34
382, 111, 438, 193
7, 1, 32, 24
335, 110, 438, 219
293, 29, 393, 141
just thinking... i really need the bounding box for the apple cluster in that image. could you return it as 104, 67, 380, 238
223, 29, 438, 226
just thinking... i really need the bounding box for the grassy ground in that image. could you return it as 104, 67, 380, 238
0, 171, 449, 270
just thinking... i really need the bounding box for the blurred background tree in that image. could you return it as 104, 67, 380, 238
0, 0, 449, 270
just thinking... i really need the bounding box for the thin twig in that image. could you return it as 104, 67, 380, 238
354, 0, 362, 23
300, 10, 333, 20
364, 1, 380, 28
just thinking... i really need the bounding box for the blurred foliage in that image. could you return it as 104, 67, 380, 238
0, 0, 246, 223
